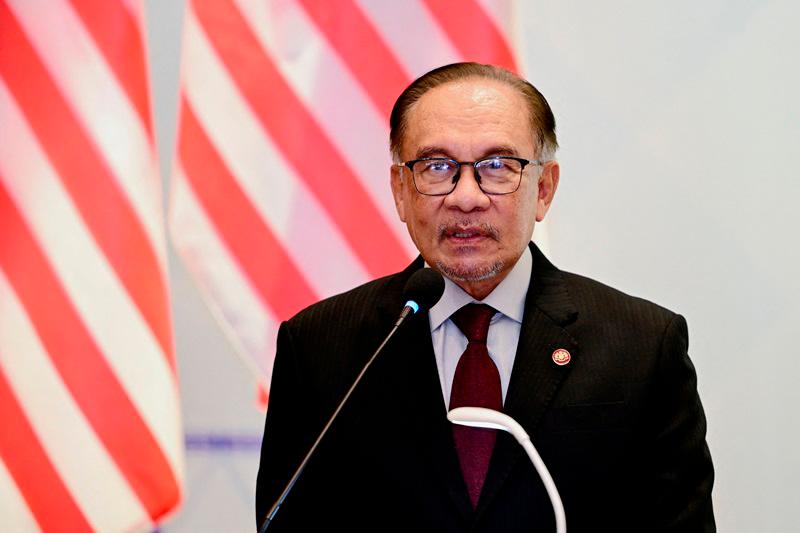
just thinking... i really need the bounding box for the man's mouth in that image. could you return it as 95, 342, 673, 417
439, 223, 499, 243
451, 230, 482, 239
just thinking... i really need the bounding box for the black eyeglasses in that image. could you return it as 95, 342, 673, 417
398, 156, 541, 196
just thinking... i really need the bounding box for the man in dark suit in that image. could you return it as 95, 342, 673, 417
256, 63, 715, 531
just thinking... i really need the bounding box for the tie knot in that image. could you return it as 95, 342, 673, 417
451, 304, 496, 344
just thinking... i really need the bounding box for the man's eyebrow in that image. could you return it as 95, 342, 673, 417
413, 145, 520, 160
479, 146, 519, 158
414, 146, 451, 159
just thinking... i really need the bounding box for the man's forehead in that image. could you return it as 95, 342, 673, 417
401, 79, 534, 158
409, 78, 521, 116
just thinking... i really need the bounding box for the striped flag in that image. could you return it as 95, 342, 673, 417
0, 0, 183, 531
170, 0, 522, 405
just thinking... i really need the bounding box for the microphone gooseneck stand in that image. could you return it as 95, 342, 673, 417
259, 269, 444, 532
447, 407, 567, 533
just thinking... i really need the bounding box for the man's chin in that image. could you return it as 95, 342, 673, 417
435, 259, 504, 283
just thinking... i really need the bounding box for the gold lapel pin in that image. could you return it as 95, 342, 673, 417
552, 348, 571, 366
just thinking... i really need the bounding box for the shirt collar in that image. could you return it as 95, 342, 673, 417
428, 246, 532, 331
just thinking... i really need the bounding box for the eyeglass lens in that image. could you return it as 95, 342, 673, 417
412, 157, 523, 195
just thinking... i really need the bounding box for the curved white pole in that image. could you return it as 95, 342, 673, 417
447, 407, 566, 533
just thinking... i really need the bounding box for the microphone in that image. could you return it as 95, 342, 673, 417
259, 269, 444, 532
395, 267, 446, 326
447, 407, 566, 533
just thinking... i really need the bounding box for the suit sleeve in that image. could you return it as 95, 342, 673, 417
255, 321, 318, 530
646, 314, 715, 531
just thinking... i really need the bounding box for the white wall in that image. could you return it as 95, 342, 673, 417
146, 1, 800, 531
519, 2, 800, 531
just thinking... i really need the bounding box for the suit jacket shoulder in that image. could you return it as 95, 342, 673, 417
284, 266, 408, 338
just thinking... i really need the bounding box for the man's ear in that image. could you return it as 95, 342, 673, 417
390, 164, 407, 222
535, 160, 560, 222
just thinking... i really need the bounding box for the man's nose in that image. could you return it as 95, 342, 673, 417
443, 165, 491, 212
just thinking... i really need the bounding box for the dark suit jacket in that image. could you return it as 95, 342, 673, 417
255, 244, 715, 532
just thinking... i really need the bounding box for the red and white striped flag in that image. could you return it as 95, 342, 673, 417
170, 0, 522, 406
0, 1, 183, 531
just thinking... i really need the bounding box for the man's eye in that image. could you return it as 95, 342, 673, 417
427, 162, 453, 172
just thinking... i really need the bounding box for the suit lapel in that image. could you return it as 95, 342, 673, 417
378, 245, 579, 522
475, 243, 579, 518
404, 310, 474, 521
376, 261, 474, 522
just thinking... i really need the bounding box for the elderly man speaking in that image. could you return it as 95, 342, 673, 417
256, 63, 715, 532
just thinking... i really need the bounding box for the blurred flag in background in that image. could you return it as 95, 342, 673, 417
0, 0, 183, 531
170, 0, 522, 408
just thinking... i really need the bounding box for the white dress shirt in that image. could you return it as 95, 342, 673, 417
427, 247, 532, 408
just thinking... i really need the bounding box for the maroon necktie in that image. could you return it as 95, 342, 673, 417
448, 303, 501, 508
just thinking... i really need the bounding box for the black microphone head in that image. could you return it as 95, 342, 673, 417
402, 268, 445, 313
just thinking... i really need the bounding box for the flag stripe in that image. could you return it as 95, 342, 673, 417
66, 0, 154, 140
0, 367, 92, 532
182, 10, 373, 298
0, 183, 179, 519
6, 0, 165, 262
170, 167, 281, 376
2, 0, 182, 526
0, 79, 182, 478
0, 459, 41, 533
192, 0, 410, 278
0, 3, 174, 370
354, 0, 462, 77
296, 0, 411, 119
0, 270, 150, 531
230, 0, 414, 256
178, 101, 319, 320
422, 0, 517, 71
475, 0, 515, 34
